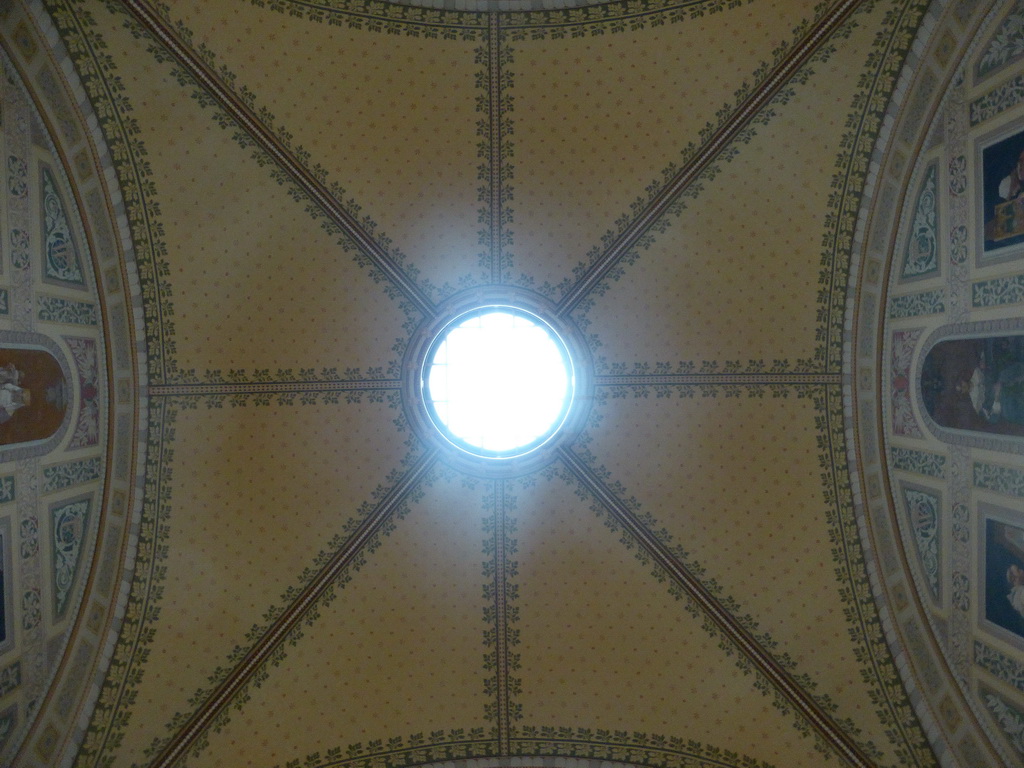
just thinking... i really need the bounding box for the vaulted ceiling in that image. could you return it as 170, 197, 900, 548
1, 0, 1024, 766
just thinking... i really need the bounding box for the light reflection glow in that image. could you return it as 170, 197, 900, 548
425, 310, 572, 455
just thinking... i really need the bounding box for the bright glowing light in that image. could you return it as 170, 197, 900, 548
424, 310, 572, 456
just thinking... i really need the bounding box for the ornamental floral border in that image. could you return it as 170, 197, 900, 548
41, 0, 175, 384
85, 394, 433, 766
255, 0, 762, 42
127, 0, 469, 316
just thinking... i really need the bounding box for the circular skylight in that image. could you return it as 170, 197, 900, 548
422, 308, 574, 458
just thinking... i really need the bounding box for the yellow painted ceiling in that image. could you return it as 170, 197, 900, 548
2, 0, 1024, 767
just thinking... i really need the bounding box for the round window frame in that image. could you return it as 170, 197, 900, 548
403, 288, 593, 477
421, 306, 574, 459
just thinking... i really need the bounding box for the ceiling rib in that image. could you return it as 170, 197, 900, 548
146, 449, 439, 768
557, 445, 877, 768
492, 479, 513, 755
596, 372, 842, 388
117, 0, 436, 319
554, 0, 862, 319
112, 3, 865, 767
487, 13, 506, 285
150, 379, 401, 398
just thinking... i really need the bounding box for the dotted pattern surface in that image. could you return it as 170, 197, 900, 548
0, 15, 114, 761
103, 17, 414, 376
508, 1, 822, 295
111, 399, 413, 760
166, 0, 489, 299
511, 470, 845, 768
578, 14, 881, 369
581, 392, 893, 762
194, 471, 492, 767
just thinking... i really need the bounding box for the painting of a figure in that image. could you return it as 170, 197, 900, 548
921, 335, 1024, 438
0, 348, 66, 446
986, 519, 1024, 641
983, 128, 1024, 257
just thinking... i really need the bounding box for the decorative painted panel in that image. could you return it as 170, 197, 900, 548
949, 154, 967, 197
42, 457, 101, 494
19, 515, 36, 561
983, 687, 1024, 758
6, 155, 26, 199
950, 224, 968, 265
7, 227, 29, 271
0, 706, 16, 755
36, 296, 97, 326
900, 485, 941, 600
20, 588, 38, 632
34, 61, 81, 146
976, 640, 1024, 693
973, 274, 1024, 307
950, 501, 966, 618
66, 337, 99, 449
39, 165, 84, 288
971, 75, 1024, 126
0, 31, 122, 768
50, 495, 91, 620
975, 462, 1024, 498
976, 0, 1024, 81
0, 661, 19, 697
892, 329, 923, 437
901, 162, 939, 279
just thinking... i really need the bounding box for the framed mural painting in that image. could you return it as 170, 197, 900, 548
0, 347, 66, 449
921, 333, 1024, 440
983, 510, 1024, 647
980, 125, 1024, 263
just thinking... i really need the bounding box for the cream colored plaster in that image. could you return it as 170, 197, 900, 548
93, 9, 418, 375
164, 0, 489, 298
103, 400, 414, 765
511, 469, 846, 767
192, 470, 493, 767
1, 0, 989, 764
579, 5, 887, 366
507, 0, 823, 295
580, 391, 911, 765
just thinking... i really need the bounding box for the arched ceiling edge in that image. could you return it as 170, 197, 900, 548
846, 0, 1023, 765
